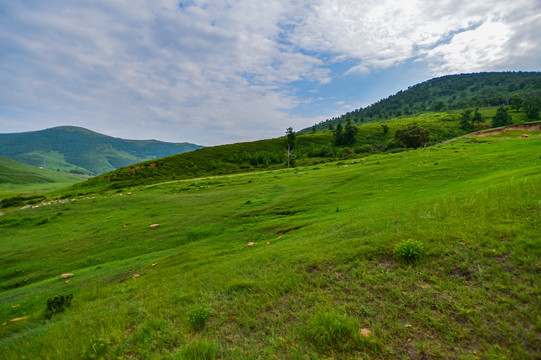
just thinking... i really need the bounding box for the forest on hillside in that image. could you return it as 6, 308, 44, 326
302, 72, 541, 133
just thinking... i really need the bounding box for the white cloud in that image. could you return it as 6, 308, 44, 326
289, 0, 540, 74
0, 0, 539, 145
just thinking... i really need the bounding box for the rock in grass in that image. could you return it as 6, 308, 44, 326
360, 328, 371, 338
133, 274, 140, 279
247, 242, 255, 246
60, 273, 73, 279
149, 224, 159, 228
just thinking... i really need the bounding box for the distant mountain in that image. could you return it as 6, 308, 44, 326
301, 72, 541, 133
0, 126, 203, 175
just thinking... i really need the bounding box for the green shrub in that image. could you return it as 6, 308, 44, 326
45, 294, 73, 319
187, 306, 211, 331
303, 312, 358, 353
360, 144, 375, 153
394, 239, 424, 264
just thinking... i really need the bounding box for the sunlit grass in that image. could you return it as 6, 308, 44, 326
0, 132, 540, 359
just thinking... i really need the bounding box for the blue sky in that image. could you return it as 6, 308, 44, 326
1, 0, 540, 146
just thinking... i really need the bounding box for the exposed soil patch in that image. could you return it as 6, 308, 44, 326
450, 266, 472, 280
469, 121, 541, 137
276, 225, 306, 234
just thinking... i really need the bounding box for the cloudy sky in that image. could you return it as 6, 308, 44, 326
1, 1, 539, 145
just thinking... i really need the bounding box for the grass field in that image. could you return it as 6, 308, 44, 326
0, 131, 540, 359
0, 156, 86, 200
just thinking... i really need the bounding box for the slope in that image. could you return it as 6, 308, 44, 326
75, 106, 529, 191
0, 131, 539, 358
0, 156, 85, 199
301, 71, 541, 133
0, 126, 203, 175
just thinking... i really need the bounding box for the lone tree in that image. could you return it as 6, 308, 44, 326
285, 127, 296, 168
460, 109, 474, 130
523, 96, 541, 119
472, 107, 483, 125
333, 122, 344, 146
511, 96, 523, 112
394, 124, 430, 149
492, 106, 512, 127
342, 119, 358, 146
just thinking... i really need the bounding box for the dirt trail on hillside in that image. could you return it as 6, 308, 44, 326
441, 121, 541, 144
468, 121, 541, 137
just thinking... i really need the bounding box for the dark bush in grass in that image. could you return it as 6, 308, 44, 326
394, 239, 424, 264
0, 195, 45, 208
187, 306, 211, 332
45, 294, 73, 319
303, 312, 359, 353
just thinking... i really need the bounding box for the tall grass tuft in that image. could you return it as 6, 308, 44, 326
303, 312, 358, 353
174, 338, 217, 360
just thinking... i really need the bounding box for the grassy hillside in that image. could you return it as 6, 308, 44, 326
0, 156, 85, 199
76, 106, 528, 191
0, 130, 539, 359
301, 72, 541, 133
0, 126, 202, 175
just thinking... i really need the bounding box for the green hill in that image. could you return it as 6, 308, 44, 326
301, 72, 541, 133
0, 130, 539, 358
0, 156, 85, 199
76, 106, 532, 192
0, 126, 203, 175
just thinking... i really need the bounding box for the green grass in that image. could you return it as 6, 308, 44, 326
0, 131, 540, 359
78, 108, 526, 192
0, 156, 86, 199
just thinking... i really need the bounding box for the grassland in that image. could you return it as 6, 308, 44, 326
0, 156, 86, 200
78, 107, 529, 192
0, 129, 539, 359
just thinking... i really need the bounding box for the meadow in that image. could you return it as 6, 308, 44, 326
0, 156, 86, 200
0, 131, 539, 359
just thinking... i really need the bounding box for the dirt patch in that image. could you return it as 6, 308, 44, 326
469, 121, 541, 137
277, 225, 306, 234
450, 266, 472, 280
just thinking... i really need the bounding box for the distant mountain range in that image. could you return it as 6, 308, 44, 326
0, 126, 202, 175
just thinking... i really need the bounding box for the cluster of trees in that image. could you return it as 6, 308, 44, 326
459, 108, 484, 130
333, 119, 358, 146
394, 124, 430, 149
492, 106, 513, 127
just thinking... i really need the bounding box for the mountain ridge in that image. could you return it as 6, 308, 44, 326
0, 126, 203, 175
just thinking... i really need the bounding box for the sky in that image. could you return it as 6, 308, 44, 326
1, 1, 540, 146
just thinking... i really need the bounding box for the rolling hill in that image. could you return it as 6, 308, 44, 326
75, 106, 532, 192
0, 156, 85, 199
0, 130, 539, 358
301, 71, 541, 133
0, 126, 202, 175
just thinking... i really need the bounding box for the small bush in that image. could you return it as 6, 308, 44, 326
36, 217, 49, 226
360, 144, 375, 154
187, 306, 211, 331
394, 239, 424, 264
45, 294, 73, 319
